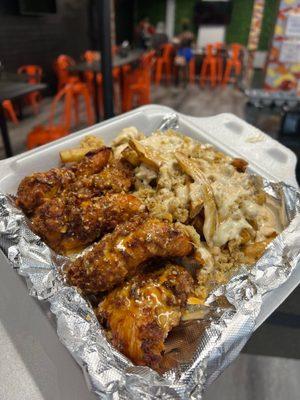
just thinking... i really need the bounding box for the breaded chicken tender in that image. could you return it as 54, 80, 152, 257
16, 147, 111, 215
97, 264, 194, 368
31, 193, 144, 254
66, 217, 193, 294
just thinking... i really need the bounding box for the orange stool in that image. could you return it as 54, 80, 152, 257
82, 51, 101, 95
83, 50, 100, 63
189, 57, 196, 84
155, 43, 173, 85
200, 44, 217, 87
222, 43, 243, 85
121, 64, 132, 112
27, 125, 69, 150
18, 65, 43, 114
54, 55, 77, 91
122, 51, 155, 112
214, 42, 224, 83
27, 78, 93, 150
50, 77, 94, 128
83, 50, 121, 115
2, 100, 19, 124
83, 50, 121, 85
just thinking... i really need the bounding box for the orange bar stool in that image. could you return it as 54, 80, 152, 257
54, 55, 77, 91
200, 44, 217, 87
83, 50, 121, 87
27, 125, 69, 150
189, 57, 196, 84
122, 51, 155, 112
155, 43, 174, 85
2, 100, 19, 124
27, 78, 94, 150
222, 43, 243, 85
83, 50, 120, 115
18, 65, 43, 114
121, 64, 132, 112
214, 42, 224, 83
27, 88, 71, 150
82, 50, 101, 95
50, 77, 94, 128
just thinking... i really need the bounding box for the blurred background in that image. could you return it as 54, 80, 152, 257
0, 1, 299, 399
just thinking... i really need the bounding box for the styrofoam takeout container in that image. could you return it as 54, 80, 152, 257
0, 105, 299, 399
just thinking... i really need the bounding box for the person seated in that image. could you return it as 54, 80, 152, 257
174, 19, 195, 67
135, 16, 156, 49
151, 22, 169, 50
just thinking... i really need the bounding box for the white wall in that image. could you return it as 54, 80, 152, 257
165, 0, 176, 38
197, 26, 226, 48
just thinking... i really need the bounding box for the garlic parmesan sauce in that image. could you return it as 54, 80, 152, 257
113, 128, 281, 249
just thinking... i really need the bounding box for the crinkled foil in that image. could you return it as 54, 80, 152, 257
1, 178, 300, 399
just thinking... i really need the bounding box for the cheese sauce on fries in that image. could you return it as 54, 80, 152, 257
113, 127, 282, 303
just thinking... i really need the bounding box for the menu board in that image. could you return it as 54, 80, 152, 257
264, 0, 300, 91
279, 40, 300, 62
285, 13, 300, 37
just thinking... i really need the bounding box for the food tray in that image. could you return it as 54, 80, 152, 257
0, 105, 299, 399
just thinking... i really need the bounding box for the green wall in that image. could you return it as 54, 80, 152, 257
258, 0, 279, 50
225, 0, 254, 45
175, 0, 196, 34
135, 0, 166, 26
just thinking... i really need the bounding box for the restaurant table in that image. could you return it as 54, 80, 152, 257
69, 49, 144, 122
0, 81, 47, 158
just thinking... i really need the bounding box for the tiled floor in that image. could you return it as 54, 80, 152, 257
0, 83, 299, 399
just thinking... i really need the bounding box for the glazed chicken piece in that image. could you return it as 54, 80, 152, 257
97, 264, 194, 368
31, 193, 144, 254
68, 159, 134, 200
16, 147, 111, 215
66, 217, 193, 294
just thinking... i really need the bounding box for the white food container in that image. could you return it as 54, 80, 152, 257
0, 105, 299, 400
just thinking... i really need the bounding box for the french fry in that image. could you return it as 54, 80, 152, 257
60, 135, 104, 163
60, 148, 94, 163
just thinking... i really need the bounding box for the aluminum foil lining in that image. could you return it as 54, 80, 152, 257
1, 177, 300, 399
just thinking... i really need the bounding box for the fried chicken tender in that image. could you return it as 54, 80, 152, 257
66, 217, 193, 294
68, 159, 134, 200
16, 147, 111, 215
97, 264, 194, 368
31, 193, 144, 254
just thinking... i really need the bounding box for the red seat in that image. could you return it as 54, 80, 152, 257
189, 57, 196, 84
214, 42, 224, 83
83, 50, 121, 115
17, 65, 43, 114
54, 55, 77, 91
27, 78, 94, 150
200, 44, 217, 87
49, 77, 94, 129
222, 43, 243, 85
122, 51, 155, 112
27, 125, 68, 150
2, 100, 18, 124
155, 43, 173, 85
